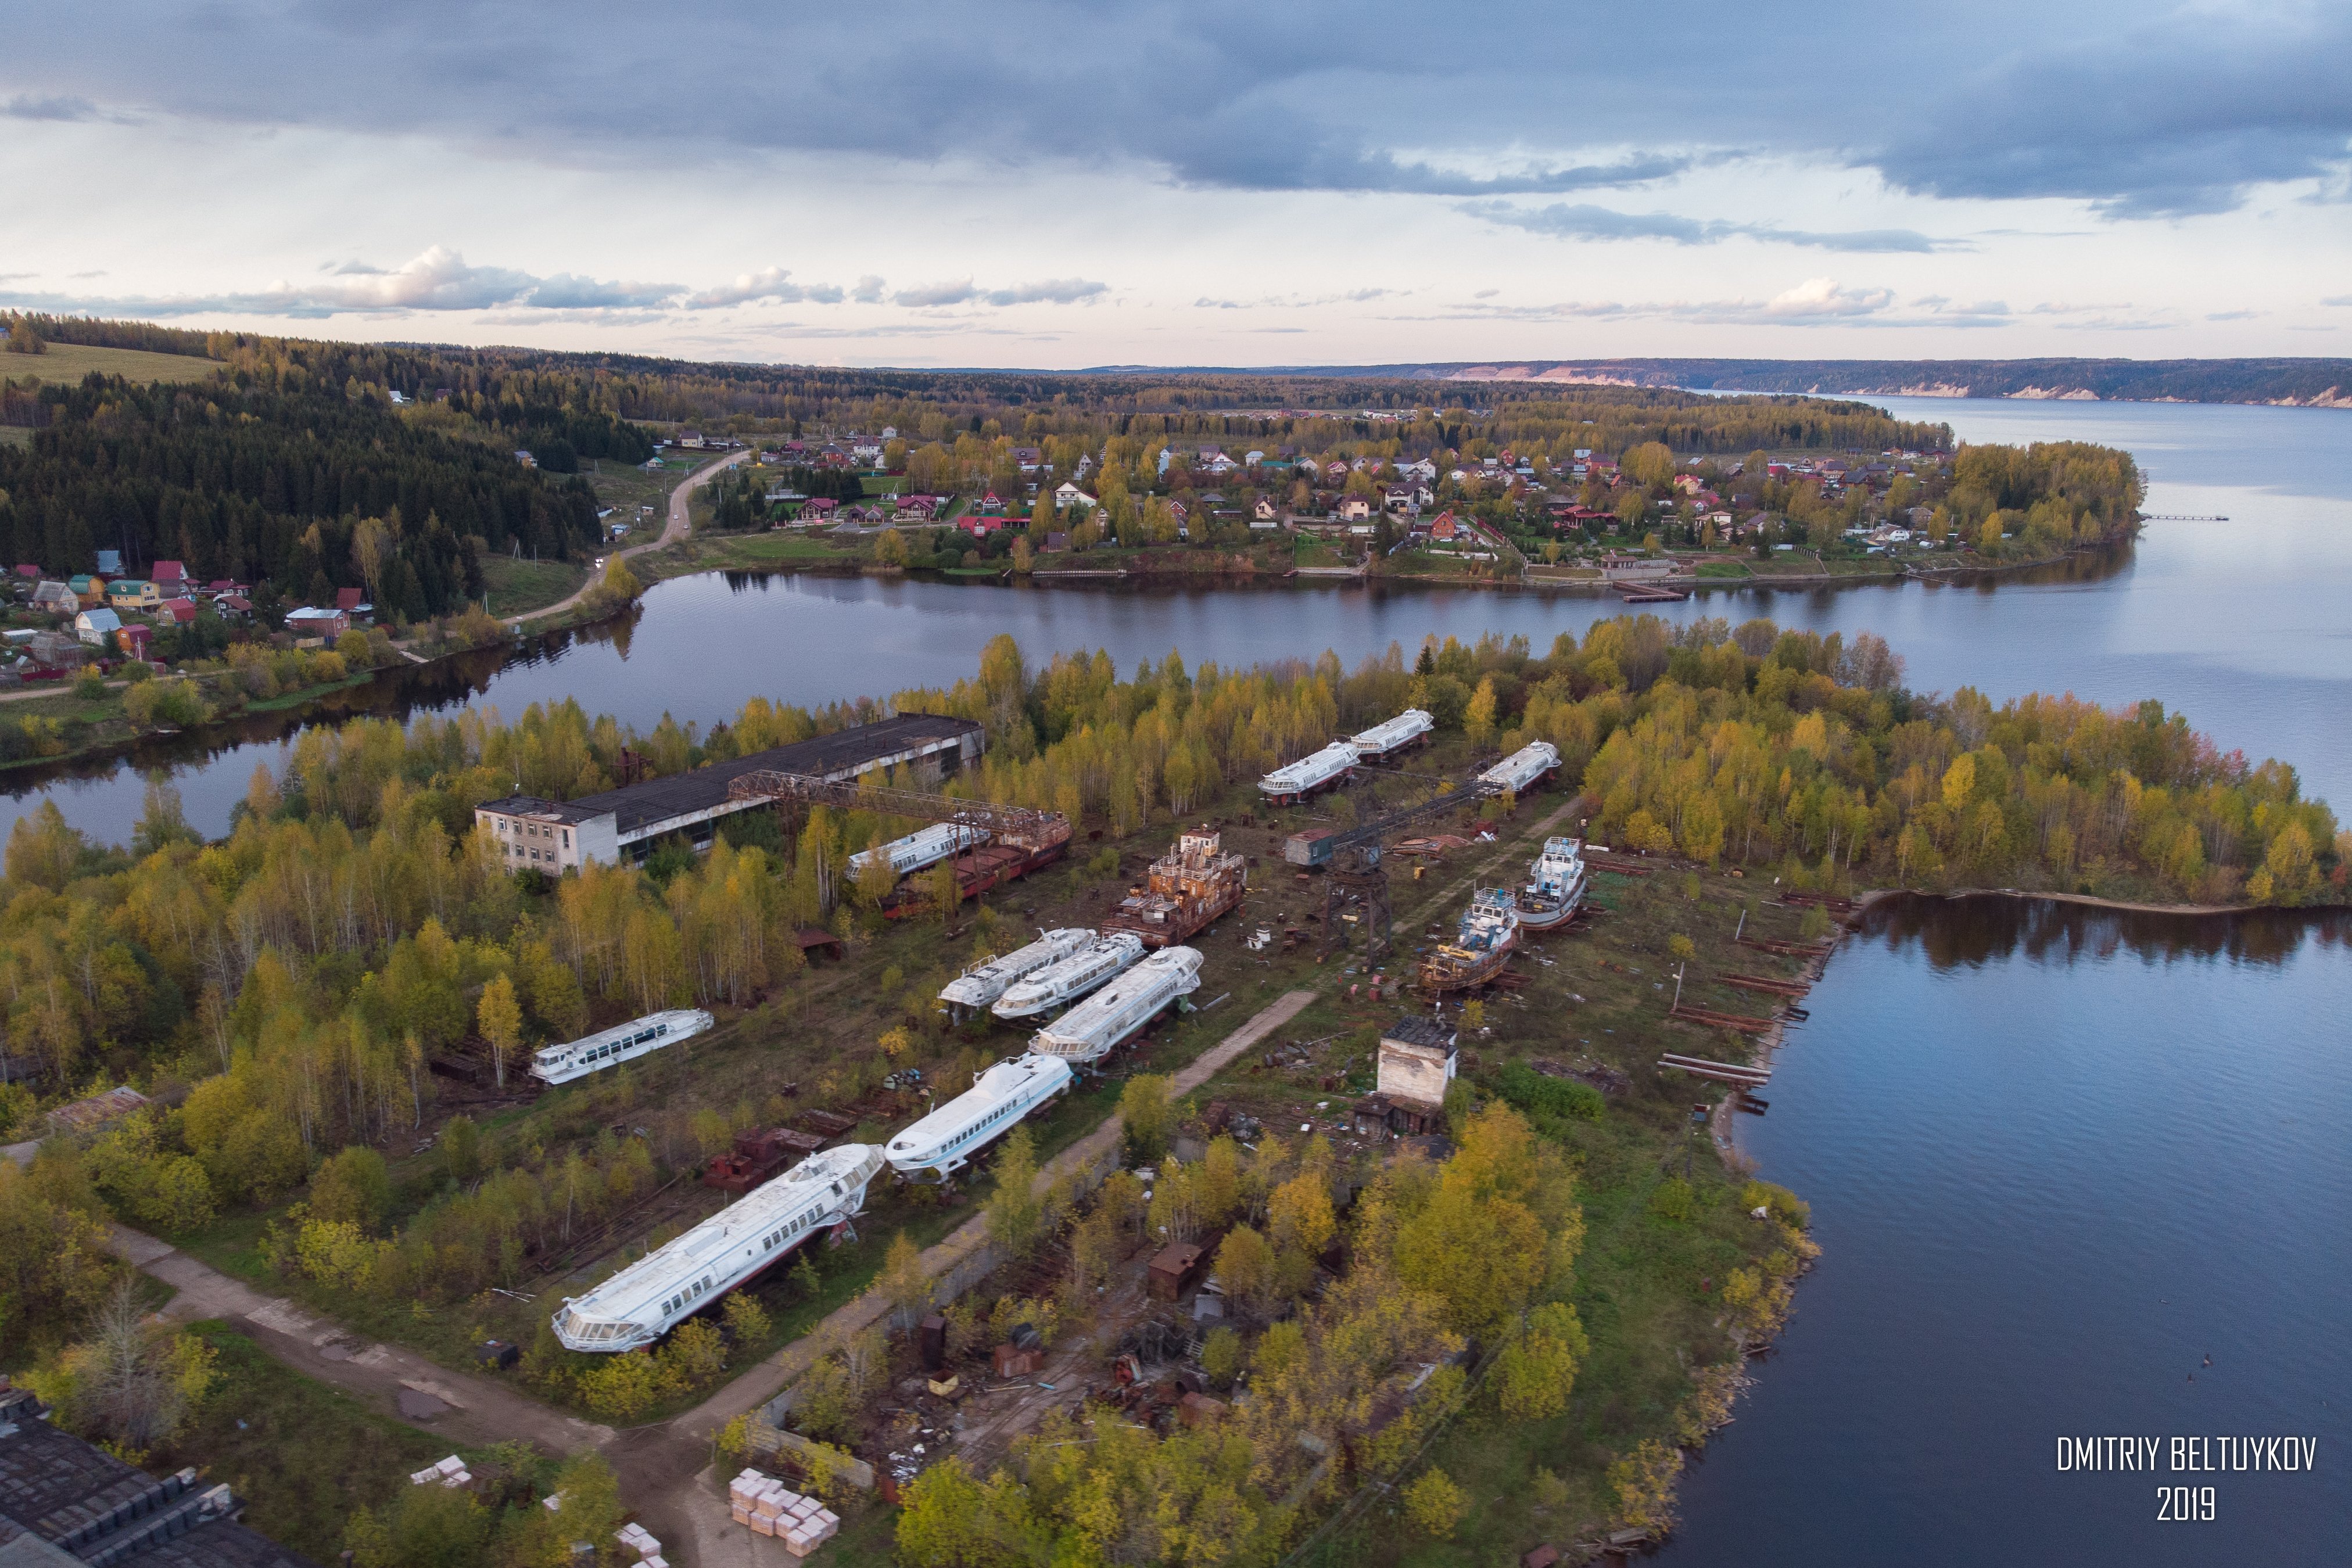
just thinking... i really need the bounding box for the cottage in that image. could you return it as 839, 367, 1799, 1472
94, 550, 123, 575
1052, 482, 1098, 512
155, 597, 198, 626
74, 606, 123, 647
1334, 497, 1372, 522
1428, 511, 1460, 542
285, 606, 351, 641
514, 449, 536, 468
12, 564, 37, 580
116, 623, 154, 659
150, 559, 187, 589
24, 630, 80, 669
30, 580, 78, 615
1252, 496, 1279, 523
67, 574, 105, 607
334, 586, 374, 623
801, 497, 839, 518
105, 579, 161, 612
214, 595, 253, 620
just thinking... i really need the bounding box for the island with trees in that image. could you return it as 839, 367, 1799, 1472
0, 615, 2337, 1565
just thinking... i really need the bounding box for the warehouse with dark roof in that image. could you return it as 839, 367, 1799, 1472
474, 712, 985, 870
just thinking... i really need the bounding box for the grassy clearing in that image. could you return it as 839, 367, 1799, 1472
0, 342, 226, 387
482, 554, 590, 616
0, 425, 28, 449
636, 531, 860, 582
156, 1321, 462, 1564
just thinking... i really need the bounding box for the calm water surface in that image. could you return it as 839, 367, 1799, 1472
8, 397, 2349, 843
1661, 898, 2351, 1566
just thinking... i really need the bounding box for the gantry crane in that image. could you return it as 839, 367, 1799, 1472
1318, 769, 1498, 960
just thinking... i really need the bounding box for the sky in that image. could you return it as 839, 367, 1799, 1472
2, 1, 2349, 369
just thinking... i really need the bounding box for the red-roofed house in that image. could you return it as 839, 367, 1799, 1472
214, 595, 253, 620
1429, 512, 1461, 542
13, 565, 38, 580
151, 559, 187, 589
156, 597, 198, 626
335, 587, 373, 623
116, 623, 153, 659
958, 512, 1004, 537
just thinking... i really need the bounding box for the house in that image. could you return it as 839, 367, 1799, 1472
514, 450, 536, 468
1673, 473, 1705, 496
1253, 497, 1279, 523
151, 559, 187, 589
976, 491, 1007, 516
68, 573, 105, 607
957, 514, 1003, 537
285, 606, 350, 641
1382, 486, 1417, 515
335, 586, 373, 623
1010, 446, 1043, 472
895, 494, 941, 521
1428, 512, 1460, 542
74, 606, 122, 646
1335, 496, 1372, 522
677, 430, 706, 449
1052, 482, 1098, 512
214, 595, 253, 620
154, 595, 198, 625
802, 497, 840, 519
30, 580, 78, 615
205, 577, 248, 595
1042, 531, 1071, 554
106, 579, 162, 612
116, 622, 155, 658
24, 629, 81, 669
12, 564, 38, 580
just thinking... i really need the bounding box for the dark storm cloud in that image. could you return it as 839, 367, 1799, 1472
3, 2, 2344, 218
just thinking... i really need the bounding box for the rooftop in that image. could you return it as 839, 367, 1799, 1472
1382, 1016, 1456, 1053
479, 713, 983, 837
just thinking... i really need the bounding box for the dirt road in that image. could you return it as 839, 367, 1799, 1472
108, 986, 1320, 1566
515, 447, 751, 625
107, 1226, 613, 1454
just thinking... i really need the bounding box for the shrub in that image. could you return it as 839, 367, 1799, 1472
1494, 1062, 1603, 1123
1403, 1468, 1467, 1537
1648, 1176, 1697, 1224
71, 669, 105, 701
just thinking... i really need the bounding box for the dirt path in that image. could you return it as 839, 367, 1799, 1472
623, 986, 1320, 1568
106, 1226, 614, 1454
515, 448, 751, 624
108, 986, 1319, 1567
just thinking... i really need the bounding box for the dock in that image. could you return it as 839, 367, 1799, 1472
1614, 580, 1689, 602
1667, 1002, 1780, 1034
1657, 1052, 1770, 1086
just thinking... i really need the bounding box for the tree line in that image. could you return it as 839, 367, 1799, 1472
0, 620, 2334, 1369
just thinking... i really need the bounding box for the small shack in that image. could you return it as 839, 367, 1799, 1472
1148, 1240, 1209, 1302
1352, 1016, 1457, 1136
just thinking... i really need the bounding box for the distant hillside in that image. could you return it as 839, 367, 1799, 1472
1186, 358, 2352, 408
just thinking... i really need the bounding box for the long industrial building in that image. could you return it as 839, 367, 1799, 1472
474, 712, 984, 871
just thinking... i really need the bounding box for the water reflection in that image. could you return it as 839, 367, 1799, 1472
1867, 894, 2349, 969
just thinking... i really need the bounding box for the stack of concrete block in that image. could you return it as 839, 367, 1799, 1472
615, 1521, 662, 1560
408, 1455, 472, 1488
726, 1470, 839, 1557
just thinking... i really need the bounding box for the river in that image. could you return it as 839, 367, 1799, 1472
8, 396, 2348, 848
1660, 898, 2350, 1565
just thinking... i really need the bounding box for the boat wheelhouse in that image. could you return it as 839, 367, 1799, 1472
885, 1054, 1073, 1181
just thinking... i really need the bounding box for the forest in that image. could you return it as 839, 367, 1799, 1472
0, 614, 2335, 1354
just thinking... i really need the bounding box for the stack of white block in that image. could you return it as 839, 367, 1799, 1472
615, 1520, 665, 1568
728, 1469, 840, 1558
408, 1456, 472, 1488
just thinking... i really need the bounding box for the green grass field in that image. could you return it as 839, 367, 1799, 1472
0, 425, 29, 449
0, 342, 225, 387
482, 554, 590, 616
155, 1322, 464, 1564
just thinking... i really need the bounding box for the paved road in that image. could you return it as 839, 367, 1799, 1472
109, 986, 1319, 1567
516, 448, 751, 625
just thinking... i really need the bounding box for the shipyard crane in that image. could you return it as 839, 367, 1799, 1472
726, 770, 1071, 913
1316, 774, 1498, 960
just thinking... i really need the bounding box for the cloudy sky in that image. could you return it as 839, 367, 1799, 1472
4, 1, 2349, 368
